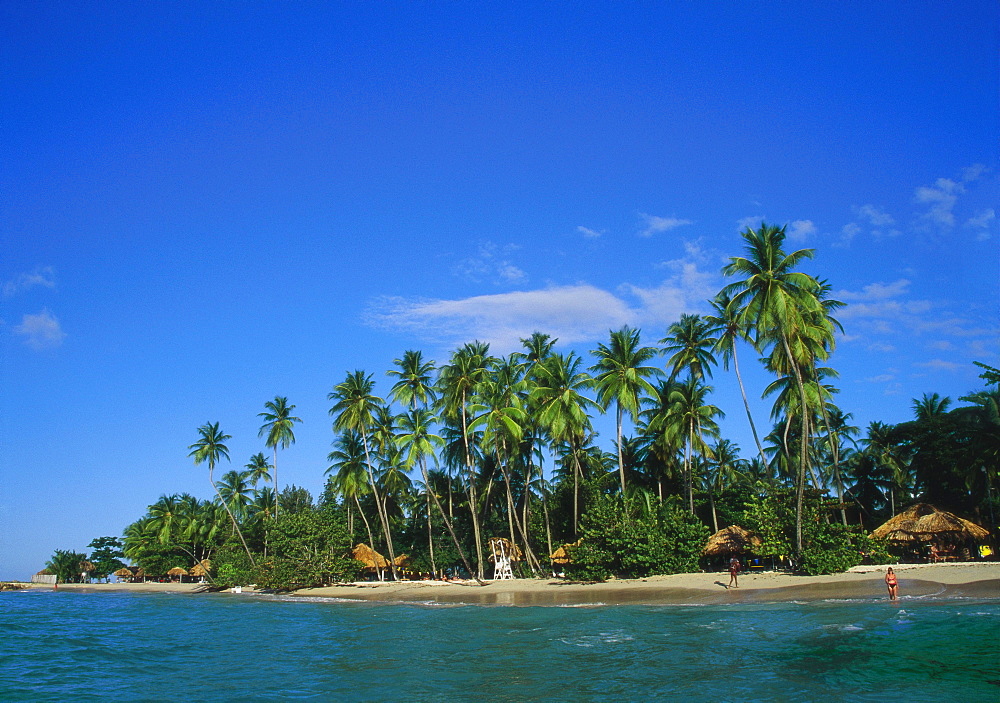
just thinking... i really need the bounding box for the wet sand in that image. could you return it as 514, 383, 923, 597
16, 562, 998, 605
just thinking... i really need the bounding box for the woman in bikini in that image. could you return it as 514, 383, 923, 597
885, 566, 898, 600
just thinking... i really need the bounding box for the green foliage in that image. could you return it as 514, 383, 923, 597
565, 495, 708, 581
45, 549, 89, 583
87, 536, 126, 581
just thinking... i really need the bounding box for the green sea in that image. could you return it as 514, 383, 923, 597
2, 590, 997, 701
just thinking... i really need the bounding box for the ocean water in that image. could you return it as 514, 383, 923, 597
1, 590, 997, 702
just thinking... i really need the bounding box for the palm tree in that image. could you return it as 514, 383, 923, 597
387, 350, 437, 409
188, 422, 255, 564
245, 452, 273, 487
668, 377, 723, 513
531, 352, 597, 534
216, 470, 254, 522
706, 291, 769, 466
327, 430, 378, 569
329, 371, 398, 579
437, 342, 495, 578
589, 326, 661, 495
397, 407, 481, 583
703, 439, 746, 532
912, 392, 952, 420
722, 222, 824, 554
660, 313, 718, 382
257, 396, 302, 520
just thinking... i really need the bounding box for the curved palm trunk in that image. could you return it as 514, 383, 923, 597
426, 492, 436, 577
353, 494, 380, 580
419, 457, 483, 584
460, 397, 485, 579
273, 448, 279, 521
359, 430, 398, 581
497, 441, 541, 575
615, 402, 626, 495
572, 442, 583, 535
733, 345, 769, 467
780, 334, 811, 557
209, 466, 255, 567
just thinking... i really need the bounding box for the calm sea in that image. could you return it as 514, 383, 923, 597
2, 590, 997, 702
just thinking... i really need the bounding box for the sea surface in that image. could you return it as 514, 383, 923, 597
2, 589, 997, 702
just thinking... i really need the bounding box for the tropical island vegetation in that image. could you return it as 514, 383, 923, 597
53, 224, 998, 588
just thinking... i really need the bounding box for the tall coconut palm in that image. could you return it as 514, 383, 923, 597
437, 342, 495, 578
531, 352, 597, 534
703, 439, 746, 532
912, 392, 952, 420
188, 422, 255, 564
329, 371, 398, 579
660, 313, 718, 382
706, 291, 769, 466
245, 453, 273, 488
722, 222, 823, 554
216, 470, 254, 523
327, 430, 378, 568
668, 377, 723, 513
257, 396, 302, 520
387, 350, 438, 410
397, 407, 481, 583
589, 326, 661, 495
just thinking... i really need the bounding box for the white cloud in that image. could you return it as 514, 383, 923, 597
961, 163, 987, 182
914, 359, 961, 372
3, 267, 56, 298
856, 204, 895, 227
577, 226, 604, 239
914, 177, 964, 228
967, 208, 995, 239
15, 309, 66, 350
736, 216, 765, 232
452, 242, 526, 285
366, 285, 639, 353
837, 279, 910, 302
638, 213, 693, 237
865, 373, 896, 383
787, 219, 817, 241
367, 247, 720, 353
836, 222, 861, 247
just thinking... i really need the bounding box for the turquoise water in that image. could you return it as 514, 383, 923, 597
2, 590, 997, 702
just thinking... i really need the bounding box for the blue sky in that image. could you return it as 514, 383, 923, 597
2, 2, 997, 580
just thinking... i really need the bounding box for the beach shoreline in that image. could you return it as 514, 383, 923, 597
14, 562, 998, 606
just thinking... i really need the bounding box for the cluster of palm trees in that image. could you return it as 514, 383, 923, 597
120, 223, 996, 581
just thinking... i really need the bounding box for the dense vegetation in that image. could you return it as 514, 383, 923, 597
59, 224, 996, 586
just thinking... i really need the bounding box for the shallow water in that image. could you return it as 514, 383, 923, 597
2, 590, 997, 701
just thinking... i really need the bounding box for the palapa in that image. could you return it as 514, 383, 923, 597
167, 567, 189, 577
113, 567, 133, 579
351, 543, 389, 570
550, 539, 582, 565
189, 560, 212, 577
702, 525, 763, 556
872, 503, 990, 543
487, 537, 523, 562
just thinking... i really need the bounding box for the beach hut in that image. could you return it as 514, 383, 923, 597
550, 539, 581, 566
703, 526, 762, 557
167, 567, 189, 582
113, 567, 134, 582
351, 543, 390, 579
872, 503, 989, 560
189, 560, 212, 582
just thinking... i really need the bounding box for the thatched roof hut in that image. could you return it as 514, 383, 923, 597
80, 560, 95, 573
487, 537, 523, 562
351, 543, 389, 570
113, 567, 134, 580
189, 560, 212, 578
167, 567, 188, 577
703, 525, 763, 556
550, 539, 582, 565
872, 503, 990, 544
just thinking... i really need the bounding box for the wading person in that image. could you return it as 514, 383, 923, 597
885, 566, 899, 600
728, 556, 741, 589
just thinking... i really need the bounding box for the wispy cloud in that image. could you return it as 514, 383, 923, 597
787, 219, 817, 241
967, 208, 995, 239
914, 359, 962, 372
577, 226, 604, 239
914, 177, 964, 228
736, 216, 764, 232
15, 309, 66, 350
452, 242, 526, 284
367, 246, 719, 353
638, 213, 693, 237
2, 267, 56, 298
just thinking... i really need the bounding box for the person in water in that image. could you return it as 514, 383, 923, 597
885, 566, 899, 600
728, 556, 741, 589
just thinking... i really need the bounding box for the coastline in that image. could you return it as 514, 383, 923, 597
17, 562, 998, 606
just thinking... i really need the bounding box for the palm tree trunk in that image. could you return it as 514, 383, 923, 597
733, 345, 770, 467
426, 492, 436, 577
460, 398, 485, 579
273, 448, 279, 521
209, 466, 256, 567
616, 402, 626, 495
353, 494, 380, 581
359, 430, 398, 580
572, 443, 583, 535
420, 458, 483, 584
781, 334, 810, 556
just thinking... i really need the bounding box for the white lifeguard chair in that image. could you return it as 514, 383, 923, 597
488, 537, 515, 580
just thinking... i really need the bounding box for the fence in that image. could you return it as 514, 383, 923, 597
31, 574, 57, 585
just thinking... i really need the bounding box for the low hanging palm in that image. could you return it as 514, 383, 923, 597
258, 396, 302, 520
188, 422, 255, 565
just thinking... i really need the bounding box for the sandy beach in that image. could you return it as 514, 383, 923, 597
24, 562, 997, 606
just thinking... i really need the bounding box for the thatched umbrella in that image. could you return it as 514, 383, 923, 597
189, 560, 212, 578
351, 543, 389, 570
872, 503, 990, 544
113, 567, 133, 581
487, 537, 523, 562
550, 539, 582, 565
703, 525, 763, 556
167, 567, 188, 582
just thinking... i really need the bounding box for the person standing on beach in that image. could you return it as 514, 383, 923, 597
728, 556, 741, 588
885, 567, 898, 600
